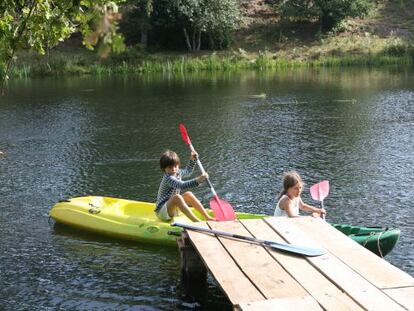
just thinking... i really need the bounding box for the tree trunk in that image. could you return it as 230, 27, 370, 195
320, 12, 335, 31
209, 34, 214, 49
319, 16, 323, 33
192, 30, 196, 52
1, 1, 37, 95
183, 27, 193, 52
139, 16, 150, 47
279, 17, 285, 43
140, 29, 148, 46
196, 31, 201, 51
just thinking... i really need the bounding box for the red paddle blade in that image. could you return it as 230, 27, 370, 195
210, 195, 236, 221
310, 180, 330, 202
179, 123, 192, 145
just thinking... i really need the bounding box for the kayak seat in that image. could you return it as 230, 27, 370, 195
122, 202, 156, 218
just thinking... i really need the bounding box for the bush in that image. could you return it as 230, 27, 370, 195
105, 45, 147, 64
382, 37, 409, 57
149, 0, 241, 51
276, 0, 373, 31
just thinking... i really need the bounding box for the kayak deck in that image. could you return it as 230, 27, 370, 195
50, 196, 263, 246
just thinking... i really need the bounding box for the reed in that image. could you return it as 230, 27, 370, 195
312, 55, 412, 67
10, 64, 31, 78
5, 48, 413, 79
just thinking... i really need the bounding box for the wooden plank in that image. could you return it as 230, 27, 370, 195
290, 217, 414, 289
185, 222, 264, 304
241, 219, 365, 311
236, 295, 323, 311
383, 287, 414, 310
266, 217, 407, 311
208, 221, 309, 300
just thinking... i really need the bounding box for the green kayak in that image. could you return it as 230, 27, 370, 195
50, 196, 399, 256
332, 224, 400, 257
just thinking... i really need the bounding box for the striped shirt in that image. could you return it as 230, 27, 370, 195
155, 159, 199, 212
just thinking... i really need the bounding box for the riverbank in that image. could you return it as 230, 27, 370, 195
7, 0, 414, 79
8, 47, 413, 79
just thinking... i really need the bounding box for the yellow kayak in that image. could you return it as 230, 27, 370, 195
49, 196, 264, 246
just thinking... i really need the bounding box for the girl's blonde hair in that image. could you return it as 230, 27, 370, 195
278, 171, 303, 199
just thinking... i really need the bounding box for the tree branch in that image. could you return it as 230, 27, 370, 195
1, 1, 37, 96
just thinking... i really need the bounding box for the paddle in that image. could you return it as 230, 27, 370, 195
172, 222, 326, 257
179, 124, 236, 221
310, 180, 329, 219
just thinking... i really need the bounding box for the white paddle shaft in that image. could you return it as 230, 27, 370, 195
188, 143, 217, 196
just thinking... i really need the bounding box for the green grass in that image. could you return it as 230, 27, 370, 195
3, 39, 413, 80
311, 55, 412, 67
2, 0, 414, 81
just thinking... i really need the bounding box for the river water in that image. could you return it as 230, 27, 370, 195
0, 68, 413, 310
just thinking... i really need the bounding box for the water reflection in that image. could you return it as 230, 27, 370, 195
0, 67, 413, 309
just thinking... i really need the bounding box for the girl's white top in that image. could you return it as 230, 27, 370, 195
274, 195, 300, 217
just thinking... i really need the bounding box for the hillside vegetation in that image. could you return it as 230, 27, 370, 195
6, 0, 414, 82
231, 0, 414, 60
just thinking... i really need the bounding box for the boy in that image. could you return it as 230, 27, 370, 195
156, 150, 215, 222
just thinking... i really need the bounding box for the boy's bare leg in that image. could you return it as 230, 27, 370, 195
183, 192, 216, 221
167, 194, 202, 222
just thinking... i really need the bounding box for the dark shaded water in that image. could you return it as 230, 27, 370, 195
1, 68, 413, 310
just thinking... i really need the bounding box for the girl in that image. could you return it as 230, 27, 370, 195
274, 171, 326, 218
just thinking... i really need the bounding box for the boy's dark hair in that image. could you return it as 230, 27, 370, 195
160, 150, 180, 170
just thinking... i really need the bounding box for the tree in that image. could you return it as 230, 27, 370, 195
120, 0, 153, 46
137, 0, 153, 46
167, 0, 241, 52
276, 0, 373, 31
0, 0, 125, 95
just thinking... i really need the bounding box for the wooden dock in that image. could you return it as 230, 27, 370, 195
178, 217, 414, 310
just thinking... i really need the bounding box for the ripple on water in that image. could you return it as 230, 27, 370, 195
1, 71, 413, 310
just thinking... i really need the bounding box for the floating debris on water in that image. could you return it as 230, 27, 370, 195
247, 93, 266, 99
333, 99, 357, 104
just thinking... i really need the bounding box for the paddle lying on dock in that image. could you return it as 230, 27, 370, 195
173, 222, 326, 257
179, 124, 236, 221
310, 180, 329, 219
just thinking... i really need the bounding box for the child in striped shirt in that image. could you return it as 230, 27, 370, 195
156, 150, 216, 222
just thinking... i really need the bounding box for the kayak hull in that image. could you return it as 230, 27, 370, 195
49, 196, 263, 246
50, 196, 399, 256
332, 224, 400, 257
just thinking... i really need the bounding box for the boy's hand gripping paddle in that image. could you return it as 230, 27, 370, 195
179, 124, 236, 221
310, 180, 329, 219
